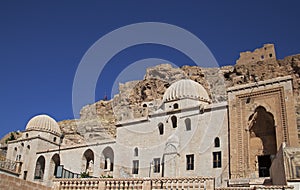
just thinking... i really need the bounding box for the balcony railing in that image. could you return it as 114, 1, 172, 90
0, 158, 19, 174
52, 176, 215, 190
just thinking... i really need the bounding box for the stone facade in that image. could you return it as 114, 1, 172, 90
2, 44, 300, 189
227, 76, 298, 181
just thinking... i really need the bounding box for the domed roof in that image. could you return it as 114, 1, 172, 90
25, 114, 61, 135
163, 79, 210, 102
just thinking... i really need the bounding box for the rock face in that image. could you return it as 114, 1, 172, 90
46, 46, 300, 143
1, 44, 299, 144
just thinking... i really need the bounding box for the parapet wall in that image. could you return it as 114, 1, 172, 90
236, 44, 276, 65
0, 173, 51, 190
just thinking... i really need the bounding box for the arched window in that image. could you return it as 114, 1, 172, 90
214, 137, 220, 148
50, 154, 60, 177
101, 147, 114, 171
134, 147, 138, 157
185, 118, 191, 131
82, 149, 94, 174
173, 103, 179, 109
171, 116, 177, 128
158, 123, 164, 135
34, 156, 45, 180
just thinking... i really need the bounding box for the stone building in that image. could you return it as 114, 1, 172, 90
2, 44, 300, 189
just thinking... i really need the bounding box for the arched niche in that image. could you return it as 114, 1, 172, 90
248, 106, 277, 177
49, 154, 60, 178
82, 149, 94, 174
34, 155, 45, 180
101, 146, 114, 172
162, 143, 178, 177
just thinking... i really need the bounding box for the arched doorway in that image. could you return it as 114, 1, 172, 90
162, 143, 178, 177
34, 156, 45, 180
101, 147, 114, 172
82, 149, 94, 174
248, 106, 277, 177
49, 154, 60, 178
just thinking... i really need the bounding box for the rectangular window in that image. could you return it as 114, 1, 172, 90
213, 151, 222, 168
186, 154, 194, 170
153, 158, 160, 173
132, 160, 139, 174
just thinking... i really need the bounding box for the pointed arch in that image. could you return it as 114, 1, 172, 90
34, 155, 45, 180
101, 146, 114, 171
50, 154, 60, 177
248, 106, 277, 177
82, 149, 94, 173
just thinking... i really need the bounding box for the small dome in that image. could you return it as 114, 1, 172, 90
163, 79, 210, 102
25, 114, 61, 135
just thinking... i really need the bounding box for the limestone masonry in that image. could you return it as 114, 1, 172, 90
1, 44, 300, 190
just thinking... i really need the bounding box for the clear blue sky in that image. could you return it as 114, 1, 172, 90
1, 1, 300, 138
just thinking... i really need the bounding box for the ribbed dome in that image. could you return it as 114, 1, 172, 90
25, 114, 61, 135
163, 79, 210, 102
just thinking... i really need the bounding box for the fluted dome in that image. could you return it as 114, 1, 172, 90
25, 114, 61, 135
163, 79, 210, 102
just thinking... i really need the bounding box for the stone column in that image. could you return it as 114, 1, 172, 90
206, 178, 215, 190
51, 181, 61, 190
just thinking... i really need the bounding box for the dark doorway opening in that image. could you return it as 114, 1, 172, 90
258, 155, 271, 177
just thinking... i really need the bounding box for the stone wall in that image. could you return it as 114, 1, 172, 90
236, 44, 276, 65
0, 173, 51, 190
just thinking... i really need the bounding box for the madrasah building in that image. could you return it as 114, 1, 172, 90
1, 44, 300, 190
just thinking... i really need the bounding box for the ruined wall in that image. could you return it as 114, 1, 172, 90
236, 44, 276, 65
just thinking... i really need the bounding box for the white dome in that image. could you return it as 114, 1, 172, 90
163, 79, 210, 102
25, 114, 61, 135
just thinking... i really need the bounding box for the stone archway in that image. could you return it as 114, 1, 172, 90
101, 147, 114, 173
49, 154, 60, 179
82, 149, 94, 174
34, 155, 45, 180
248, 106, 277, 177
162, 143, 178, 177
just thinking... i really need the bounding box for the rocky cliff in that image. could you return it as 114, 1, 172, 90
57, 53, 300, 143
2, 45, 299, 145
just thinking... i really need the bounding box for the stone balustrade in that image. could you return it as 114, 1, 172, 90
215, 186, 293, 190
53, 176, 215, 190
52, 177, 293, 190
0, 158, 20, 174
